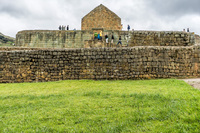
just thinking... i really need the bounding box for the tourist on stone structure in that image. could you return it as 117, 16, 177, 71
59, 25, 61, 30
117, 36, 122, 47
127, 25, 130, 31
100, 31, 102, 40
94, 32, 98, 39
67, 25, 69, 30
111, 35, 114, 47
187, 28, 190, 32
105, 34, 109, 46
97, 33, 101, 40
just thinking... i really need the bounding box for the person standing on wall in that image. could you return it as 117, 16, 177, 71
111, 34, 114, 47
67, 25, 69, 30
116, 36, 122, 47
100, 31, 102, 40
97, 33, 101, 40
105, 34, 109, 47
127, 25, 130, 31
94, 32, 98, 40
59, 25, 61, 30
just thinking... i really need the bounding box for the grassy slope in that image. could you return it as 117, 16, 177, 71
0, 32, 15, 46
0, 79, 200, 133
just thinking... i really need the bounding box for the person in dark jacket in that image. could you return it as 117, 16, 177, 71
116, 36, 122, 47
111, 35, 114, 47
127, 25, 130, 31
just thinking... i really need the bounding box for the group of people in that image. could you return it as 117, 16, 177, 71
94, 31, 103, 40
183, 28, 190, 32
59, 25, 69, 30
105, 34, 115, 47
92, 25, 131, 47
94, 33, 129, 47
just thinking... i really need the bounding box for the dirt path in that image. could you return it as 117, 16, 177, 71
182, 79, 200, 90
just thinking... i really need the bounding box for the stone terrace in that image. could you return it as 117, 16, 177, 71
0, 45, 200, 83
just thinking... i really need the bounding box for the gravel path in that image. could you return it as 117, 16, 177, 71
182, 79, 200, 90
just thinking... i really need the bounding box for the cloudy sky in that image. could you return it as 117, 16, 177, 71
0, 0, 200, 37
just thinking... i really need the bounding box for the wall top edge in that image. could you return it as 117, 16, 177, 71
0, 45, 199, 53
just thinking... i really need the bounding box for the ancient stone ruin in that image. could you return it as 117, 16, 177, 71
15, 4, 200, 48
1, 4, 200, 83
81, 4, 122, 31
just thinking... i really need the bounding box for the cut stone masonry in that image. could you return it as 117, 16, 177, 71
0, 46, 200, 83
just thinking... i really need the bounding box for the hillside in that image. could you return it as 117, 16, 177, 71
0, 32, 15, 46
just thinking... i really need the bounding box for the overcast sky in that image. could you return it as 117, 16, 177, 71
0, 0, 200, 37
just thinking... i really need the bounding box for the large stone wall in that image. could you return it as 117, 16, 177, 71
16, 30, 197, 48
15, 30, 128, 48
16, 30, 93, 48
0, 46, 200, 83
129, 31, 195, 46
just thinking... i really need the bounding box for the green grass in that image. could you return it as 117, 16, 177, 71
0, 79, 200, 133
0, 42, 14, 47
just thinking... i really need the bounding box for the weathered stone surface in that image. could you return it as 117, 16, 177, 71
81, 4, 122, 31
16, 30, 198, 48
195, 34, 200, 44
129, 31, 195, 46
0, 46, 200, 83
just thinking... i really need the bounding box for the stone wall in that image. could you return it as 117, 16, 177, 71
15, 30, 128, 48
195, 34, 200, 44
0, 47, 52, 51
16, 30, 93, 48
129, 31, 195, 46
16, 30, 197, 48
0, 46, 200, 83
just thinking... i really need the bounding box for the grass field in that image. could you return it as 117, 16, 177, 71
0, 79, 200, 133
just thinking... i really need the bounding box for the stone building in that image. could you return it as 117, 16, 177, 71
81, 4, 122, 31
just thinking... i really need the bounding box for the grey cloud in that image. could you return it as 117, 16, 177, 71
0, 0, 30, 18
0, 0, 200, 37
148, 0, 200, 17
0, 5, 29, 18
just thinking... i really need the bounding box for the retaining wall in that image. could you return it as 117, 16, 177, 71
195, 34, 200, 44
129, 31, 195, 46
0, 46, 200, 83
16, 30, 197, 48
